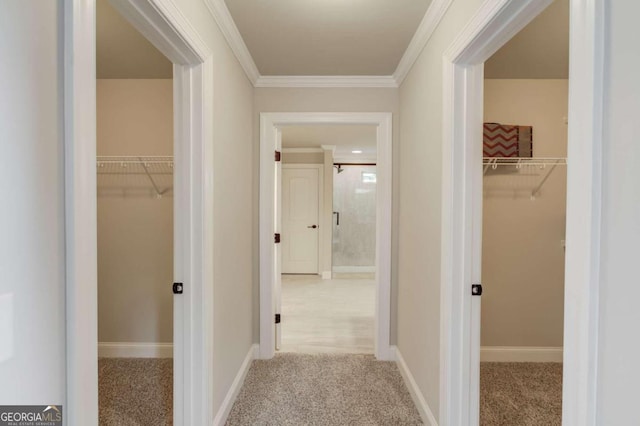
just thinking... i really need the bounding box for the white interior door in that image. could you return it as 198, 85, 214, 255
274, 131, 283, 350
282, 167, 320, 274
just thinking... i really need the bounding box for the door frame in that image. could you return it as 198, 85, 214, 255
440, 0, 604, 425
64, 0, 214, 424
281, 164, 325, 274
259, 112, 393, 360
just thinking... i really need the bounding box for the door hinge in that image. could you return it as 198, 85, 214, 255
274, 233, 281, 243
471, 284, 483, 296
275, 150, 281, 162
275, 313, 281, 324
173, 282, 184, 294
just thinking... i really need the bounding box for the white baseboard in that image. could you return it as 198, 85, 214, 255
213, 344, 258, 426
392, 346, 438, 426
481, 346, 563, 362
332, 266, 376, 273
322, 271, 332, 279
98, 342, 173, 358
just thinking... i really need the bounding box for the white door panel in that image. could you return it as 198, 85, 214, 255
282, 169, 320, 273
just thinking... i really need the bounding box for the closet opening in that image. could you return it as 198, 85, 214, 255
479, 0, 568, 424
96, 0, 174, 423
277, 125, 378, 354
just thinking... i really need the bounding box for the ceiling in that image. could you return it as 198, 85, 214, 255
485, 0, 569, 79
224, 0, 431, 76
97, 0, 172, 79
281, 125, 377, 161
95, 0, 568, 81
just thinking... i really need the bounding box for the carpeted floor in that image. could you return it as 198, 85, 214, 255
226, 353, 423, 426
97, 357, 562, 426
480, 362, 563, 426
99, 358, 173, 426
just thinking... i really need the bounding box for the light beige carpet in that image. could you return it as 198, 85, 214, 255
226, 353, 423, 425
97, 357, 562, 426
99, 358, 172, 426
480, 362, 563, 426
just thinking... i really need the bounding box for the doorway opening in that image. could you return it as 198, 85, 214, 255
259, 113, 393, 361
479, 1, 568, 423
277, 125, 378, 354
65, 0, 214, 423
96, 0, 174, 422
439, 0, 603, 424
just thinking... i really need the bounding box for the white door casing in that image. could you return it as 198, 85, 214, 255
440, 0, 604, 425
259, 112, 393, 361
282, 167, 321, 274
65, 0, 214, 424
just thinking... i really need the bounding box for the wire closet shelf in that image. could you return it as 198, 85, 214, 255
483, 157, 567, 200
97, 156, 174, 198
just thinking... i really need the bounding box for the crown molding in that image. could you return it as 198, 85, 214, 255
334, 155, 377, 163
255, 75, 399, 88
203, 0, 451, 88
203, 0, 260, 85
320, 145, 336, 153
393, 0, 454, 86
282, 148, 324, 153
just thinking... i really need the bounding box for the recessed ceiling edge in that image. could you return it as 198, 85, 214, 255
204, 0, 453, 88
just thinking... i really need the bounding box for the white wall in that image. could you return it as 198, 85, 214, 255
253, 87, 400, 342
97, 79, 174, 344
397, 0, 485, 420
282, 152, 324, 164
482, 79, 567, 348
596, 1, 640, 423
0, 0, 66, 404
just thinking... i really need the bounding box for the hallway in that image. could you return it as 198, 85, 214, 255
281, 273, 375, 354
226, 353, 422, 425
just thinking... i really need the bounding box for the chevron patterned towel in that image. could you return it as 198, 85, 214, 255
483, 123, 533, 157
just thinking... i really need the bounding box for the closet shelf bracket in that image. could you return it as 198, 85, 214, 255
97, 156, 174, 198
531, 159, 562, 200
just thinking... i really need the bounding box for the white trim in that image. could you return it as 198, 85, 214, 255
281, 164, 325, 274
260, 112, 393, 361
332, 266, 376, 273
203, 0, 259, 85
393, 0, 454, 85
64, 1, 98, 423
322, 271, 333, 279
66, 0, 214, 424
440, 0, 602, 425
393, 346, 438, 426
282, 147, 324, 154
334, 155, 377, 163
212, 344, 258, 426
562, 1, 604, 425
196, 0, 457, 89
480, 346, 563, 363
98, 342, 174, 358
255, 75, 398, 88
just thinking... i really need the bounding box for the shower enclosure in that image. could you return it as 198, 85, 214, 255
332, 165, 377, 273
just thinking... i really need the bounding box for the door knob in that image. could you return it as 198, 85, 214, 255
307, 225, 318, 229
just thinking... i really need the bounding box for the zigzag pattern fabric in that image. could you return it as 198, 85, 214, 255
483, 123, 533, 157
